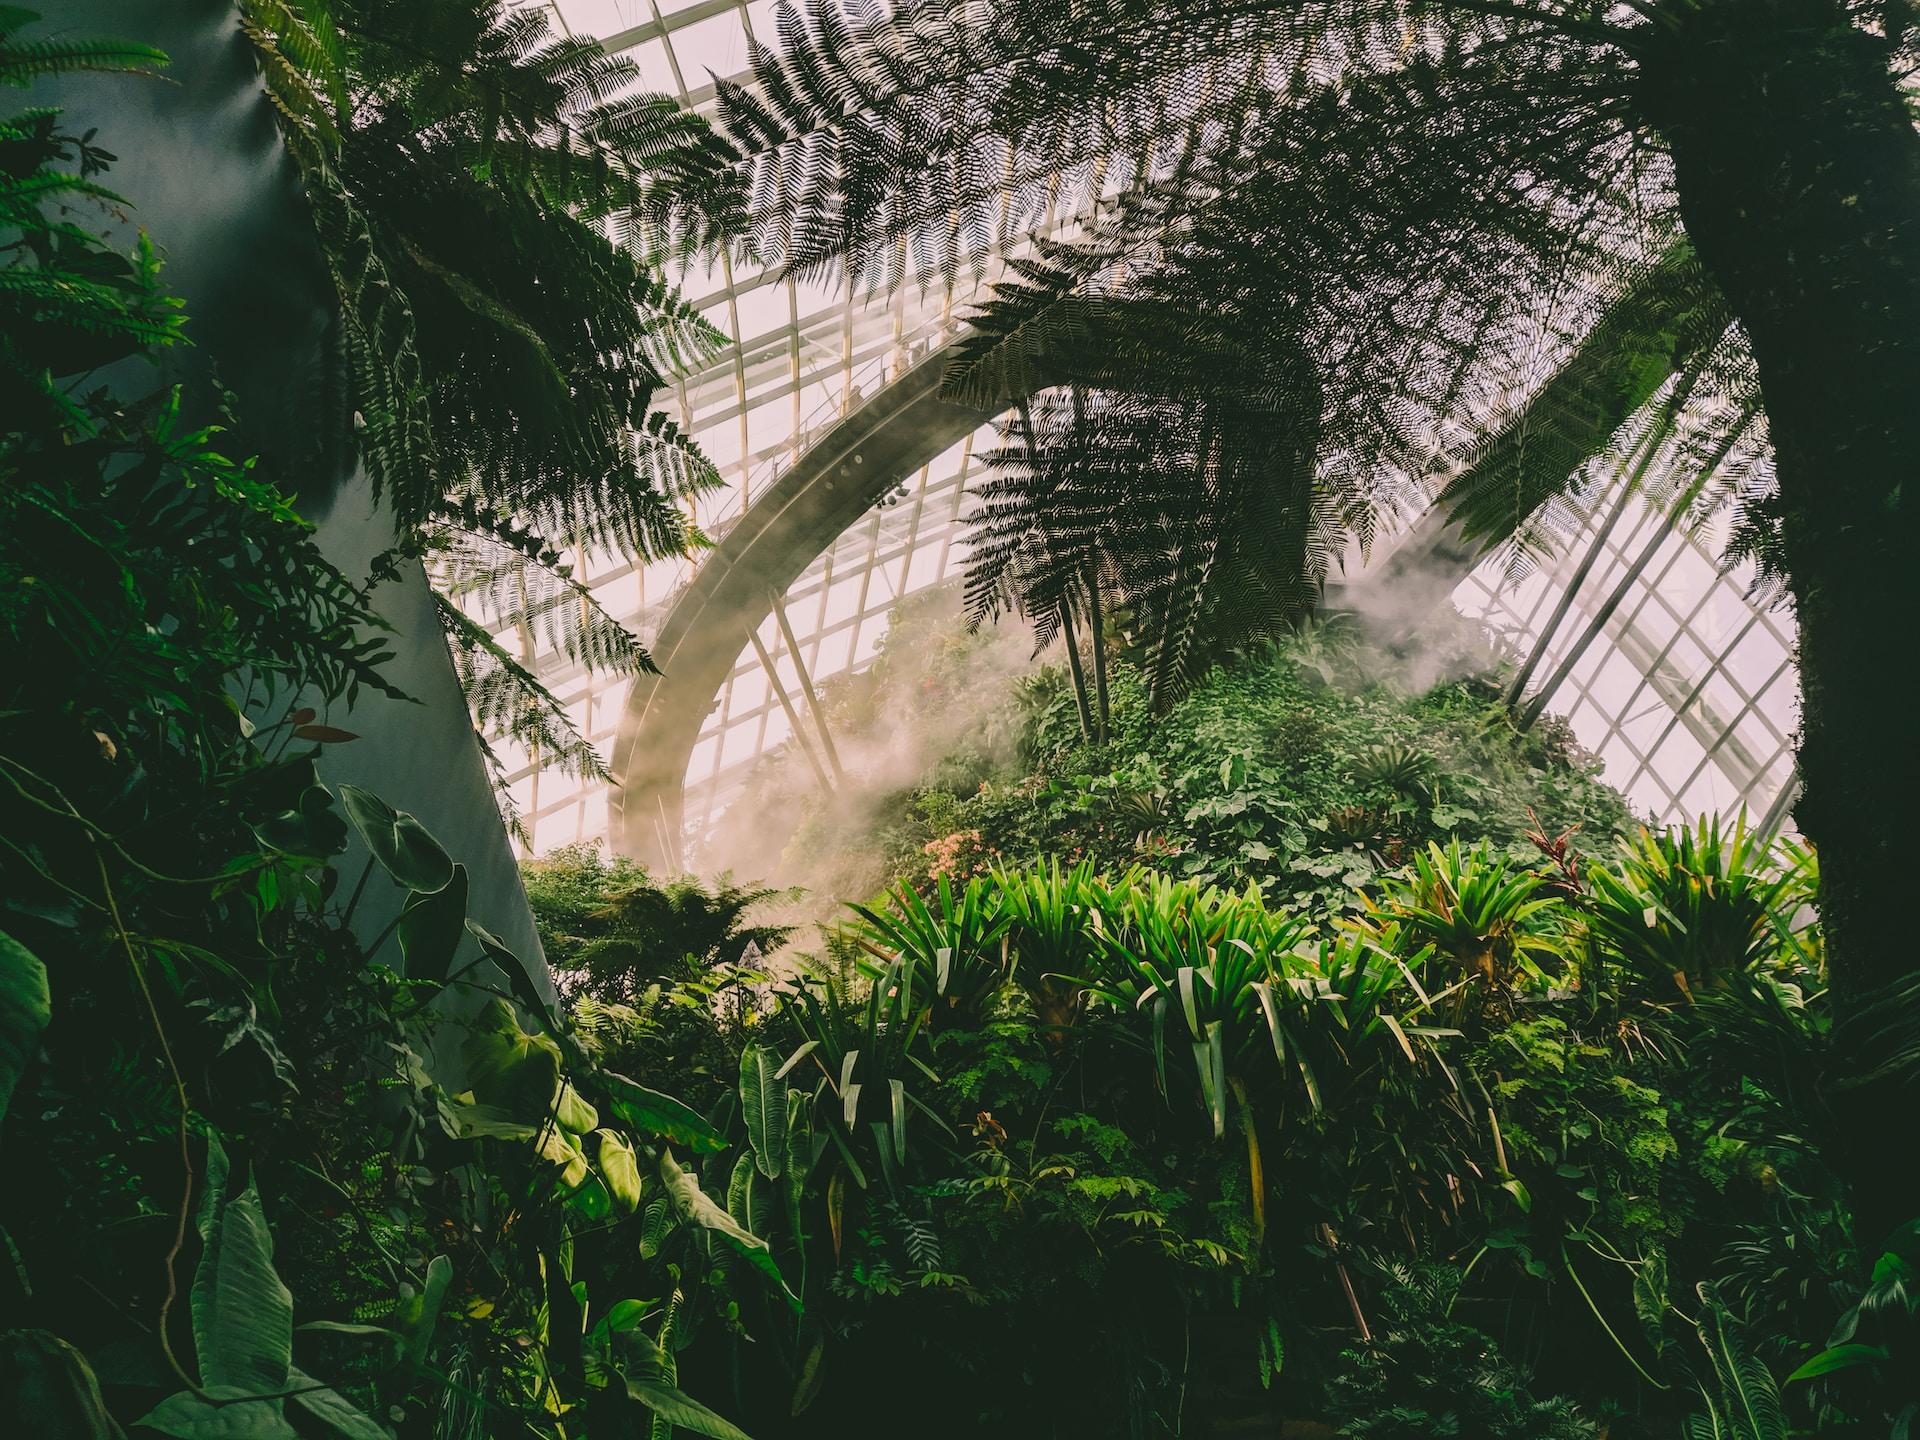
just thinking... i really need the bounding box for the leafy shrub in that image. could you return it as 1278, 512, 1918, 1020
719, 597, 1638, 921
1326, 1264, 1600, 1439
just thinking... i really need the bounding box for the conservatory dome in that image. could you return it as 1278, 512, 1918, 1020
480, 0, 1800, 863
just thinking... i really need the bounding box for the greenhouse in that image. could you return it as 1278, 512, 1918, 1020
2, 0, 1914, 1436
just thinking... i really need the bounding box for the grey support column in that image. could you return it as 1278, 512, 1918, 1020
47, 0, 547, 988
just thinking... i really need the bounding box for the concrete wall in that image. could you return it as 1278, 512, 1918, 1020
42, 1, 548, 986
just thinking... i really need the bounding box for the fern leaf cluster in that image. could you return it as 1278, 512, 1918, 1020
645, 0, 1799, 706
236, 0, 739, 811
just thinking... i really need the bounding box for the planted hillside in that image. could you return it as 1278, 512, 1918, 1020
518, 603, 1912, 1439
529, 813, 1906, 1438
708, 595, 1635, 915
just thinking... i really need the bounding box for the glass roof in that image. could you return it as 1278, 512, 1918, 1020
474, 0, 1800, 861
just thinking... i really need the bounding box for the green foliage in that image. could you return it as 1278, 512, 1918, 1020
240, 0, 728, 794
524, 843, 793, 998
0, 7, 172, 426
1683, 1285, 1791, 1440
525, 807, 1856, 1437
1782, 1222, 1920, 1436
743, 604, 1636, 914
1586, 816, 1817, 998
0, 36, 765, 1435
1326, 1264, 1600, 1439
655, 0, 1782, 694
1366, 838, 1568, 1021
846, 873, 1014, 1028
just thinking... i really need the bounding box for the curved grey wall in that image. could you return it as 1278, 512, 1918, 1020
45, 1, 547, 984
609, 343, 994, 868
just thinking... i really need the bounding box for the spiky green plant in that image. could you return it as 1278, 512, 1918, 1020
1366, 839, 1568, 1018
994, 857, 1102, 1036
1585, 817, 1812, 999
1683, 1283, 1791, 1440
1084, 871, 1315, 1137
845, 873, 1014, 1028
1354, 743, 1437, 797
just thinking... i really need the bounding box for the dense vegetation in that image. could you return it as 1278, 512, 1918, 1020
0, 13, 781, 1440
708, 593, 1632, 917
532, 731, 1913, 1438
525, 609, 1915, 1438
647, 0, 1920, 1240
8, 0, 1920, 1437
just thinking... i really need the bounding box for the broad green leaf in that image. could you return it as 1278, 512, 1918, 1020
785, 1089, 812, 1237
252, 785, 348, 858
137, 1387, 299, 1439
401, 1256, 453, 1376
598, 1130, 643, 1212
336, 785, 453, 893
288, 1367, 388, 1440
739, 1045, 787, 1179
591, 1298, 654, 1340
657, 1149, 761, 1253
0, 930, 49, 1126
554, 1080, 598, 1135
745, 1164, 773, 1239
463, 920, 557, 1026
624, 1379, 754, 1440
537, 1126, 589, 1187
604, 1071, 726, 1152
657, 1149, 799, 1313
1786, 1343, 1888, 1382
461, 999, 561, 1118
774, 1039, 819, 1079
192, 1139, 293, 1397
437, 1097, 538, 1142
569, 1176, 613, 1220
889, 1079, 907, 1166
727, 1152, 754, 1230
1175, 967, 1200, 1039
789, 1323, 826, 1417
398, 865, 467, 981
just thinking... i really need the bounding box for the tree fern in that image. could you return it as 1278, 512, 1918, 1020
642, 0, 1802, 709
236, 0, 734, 814
0, 8, 167, 85
1683, 1284, 1791, 1440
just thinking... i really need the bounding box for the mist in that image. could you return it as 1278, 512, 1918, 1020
691, 586, 1042, 933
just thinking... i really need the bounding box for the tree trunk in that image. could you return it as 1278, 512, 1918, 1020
1639, 0, 1920, 1244
1059, 601, 1094, 741
1086, 562, 1111, 743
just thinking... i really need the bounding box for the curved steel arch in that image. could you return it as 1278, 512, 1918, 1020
609, 340, 996, 866
608, 349, 1499, 868
608, 336, 1796, 869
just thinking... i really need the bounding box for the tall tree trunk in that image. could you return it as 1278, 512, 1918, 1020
1059, 601, 1094, 741
1640, 0, 1920, 1244
1085, 562, 1111, 744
